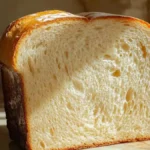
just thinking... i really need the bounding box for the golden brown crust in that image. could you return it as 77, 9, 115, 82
27, 137, 150, 150
0, 10, 69, 68
61, 137, 150, 150
0, 10, 149, 69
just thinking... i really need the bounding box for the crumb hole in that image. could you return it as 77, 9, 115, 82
129, 53, 132, 57
67, 102, 74, 111
65, 51, 69, 59
72, 79, 84, 93
93, 106, 99, 116
50, 128, 54, 136
112, 69, 121, 77
85, 37, 89, 47
102, 116, 105, 123
121, 42, 130, 51
40, 141, 45, 148
134, 57, 138, 64
34, 42, 42, 49
117, 127, 121, 131
133, 104, 137, 110
28, 57, 34, 74
128, 39, 133, 42
92, 92, 97, 100
94, 117, 98, 126
100, 104, 104, 113
44, 49, 47, 55
65, 65, 69, 75
126, 88, 134, 102
140, 103, 144, 111
140, 42, 147, 58
123, 102, 128, 112
104, 54, 112, 60
146, 109, 149, 118
56, 58, 61, 69
53, 74, 57, 80
120, 54, 123, 57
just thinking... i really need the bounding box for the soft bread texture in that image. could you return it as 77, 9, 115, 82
0, 10, 150, 150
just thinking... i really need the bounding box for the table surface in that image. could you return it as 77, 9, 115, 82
0, 110, 150, 150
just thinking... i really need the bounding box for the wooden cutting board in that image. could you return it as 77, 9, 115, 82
0, 114, 150, 150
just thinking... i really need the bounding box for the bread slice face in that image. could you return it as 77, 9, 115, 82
0, 11, 150, 150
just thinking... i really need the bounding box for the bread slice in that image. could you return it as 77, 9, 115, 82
0, 10, 150, 150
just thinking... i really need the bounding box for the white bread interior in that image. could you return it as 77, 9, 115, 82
15, 18, 150, 150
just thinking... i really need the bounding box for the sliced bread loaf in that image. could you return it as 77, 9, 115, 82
0, 10, 150, 150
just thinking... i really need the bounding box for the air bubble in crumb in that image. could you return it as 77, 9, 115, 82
28, 57, 34, 75
56, 58, 61, 69
65, 65, 69, 75
92, 92, 97, 100
104, 54, 112, 60
44, 49, 47, 55
53, 74, 57, 80
102, 116, 105, 123
128, 39, 133, 42
65, 51, 69, 59
67, 102, 74, 111
112, 69, 121, 77
126, 88, 134, 102
140, 42, 147, 58
146, 109, 149, 117
93, 106, 99, 116
50, 128, 54, 136
140, 103, 144, 111
40, 141, 45, 148
121, 43, 130, 51
117, 126, 122, 131
129, 53, 132, 57
72, 79, 84, 93
123, 102, 127, 113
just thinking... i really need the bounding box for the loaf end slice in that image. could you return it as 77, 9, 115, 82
0, 10, 150, 150
0, 63, 27, 149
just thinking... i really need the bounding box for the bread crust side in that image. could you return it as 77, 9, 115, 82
0, 62, 28, 149
50, 137, 150, 150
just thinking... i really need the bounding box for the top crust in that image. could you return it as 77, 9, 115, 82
0, 10, 149, 69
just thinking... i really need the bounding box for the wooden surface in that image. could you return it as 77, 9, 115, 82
0, 111, 150, 150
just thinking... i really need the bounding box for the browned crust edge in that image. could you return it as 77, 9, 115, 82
51, 137, 150, 150
0, 10, 149, 69
0, 62, 28, 149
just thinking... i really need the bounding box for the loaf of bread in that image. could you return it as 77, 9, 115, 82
0, 10, 150, 150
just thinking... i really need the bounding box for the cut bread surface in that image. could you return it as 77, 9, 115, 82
0, 11, 150, 150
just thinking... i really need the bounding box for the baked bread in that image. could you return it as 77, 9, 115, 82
0, 10, 150, 150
